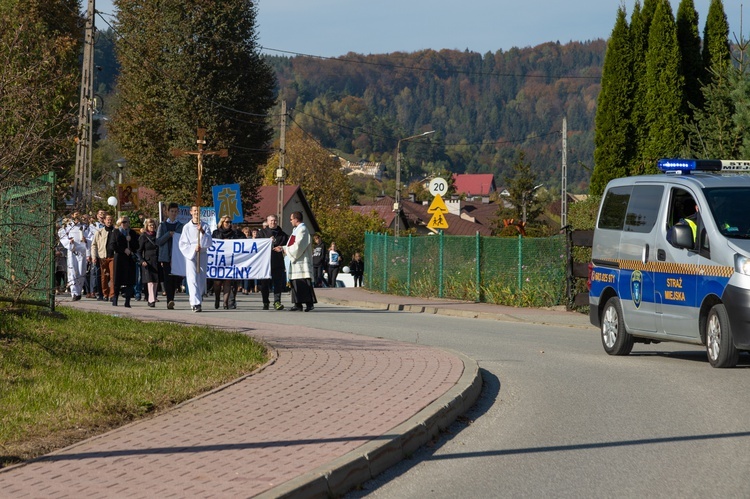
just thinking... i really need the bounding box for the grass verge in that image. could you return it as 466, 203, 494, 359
0, 307, 267, 468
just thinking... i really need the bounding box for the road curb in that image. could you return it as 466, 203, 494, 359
256, 350, 482, 499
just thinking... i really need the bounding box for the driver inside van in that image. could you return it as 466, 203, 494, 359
667, 197, 700, 247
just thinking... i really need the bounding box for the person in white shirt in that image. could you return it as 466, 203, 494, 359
58, 212, 87, 301
178, 205, 212, 312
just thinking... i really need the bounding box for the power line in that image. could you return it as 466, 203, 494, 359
262, 46, 602, 81
94, 12, 280, 124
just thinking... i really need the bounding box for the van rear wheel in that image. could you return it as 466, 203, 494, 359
705, 304, 739, 368
601, 297, 634, 356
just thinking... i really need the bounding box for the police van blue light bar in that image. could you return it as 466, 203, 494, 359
658, 158, 723, 174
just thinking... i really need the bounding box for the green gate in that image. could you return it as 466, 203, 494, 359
0, 172, 56, 310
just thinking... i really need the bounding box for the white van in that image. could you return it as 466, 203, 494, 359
589, 159, 750, 367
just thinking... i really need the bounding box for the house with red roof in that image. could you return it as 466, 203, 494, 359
452, 173, 496, 199
243, 185, 320, 234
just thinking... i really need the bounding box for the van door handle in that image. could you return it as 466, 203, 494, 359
657, 249, 666, 261
642, 244, 649, 264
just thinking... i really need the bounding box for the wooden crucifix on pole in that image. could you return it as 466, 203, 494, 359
171, 128, 228, 273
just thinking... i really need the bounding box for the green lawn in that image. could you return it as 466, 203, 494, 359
0, 308, 267, 467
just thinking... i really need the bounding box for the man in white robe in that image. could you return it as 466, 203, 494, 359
178, 205, 212, 312
59, 212, 88, 301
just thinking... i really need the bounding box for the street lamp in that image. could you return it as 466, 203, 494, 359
522, 184, 543, 225
395, 130, 435, 237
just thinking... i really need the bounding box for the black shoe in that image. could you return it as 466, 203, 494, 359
223, 305, 228, 310
167, 301, 175, 310
263, 303, 269, 310
305, 305, 314, 312
72, 295, 82, 302
194, 305, 202, 313
274, 301, 284, 310
289, 305, 303, 311
96, 296, 104, 301
148, 302, 155, 308
111, 298, 118, 307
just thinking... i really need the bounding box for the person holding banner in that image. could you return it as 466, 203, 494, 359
179, 205, 213, 312
258, 214, 288, 310
279, 211, 316, 312
211, 216, 242, 309
156, 203, 184, 310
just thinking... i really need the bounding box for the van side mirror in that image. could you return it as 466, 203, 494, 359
671, 224, 694, 249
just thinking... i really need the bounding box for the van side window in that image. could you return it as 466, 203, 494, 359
598, 186, 631, 230
624, 185, 663, 233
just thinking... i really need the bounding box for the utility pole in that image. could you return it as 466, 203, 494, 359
277, 101, 287, 228
73, 0, 96, 212
171, 128, 228, 273
561, 117, 568, 229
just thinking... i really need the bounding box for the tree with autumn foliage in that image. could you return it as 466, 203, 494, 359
0, 0, 81, 187
262, 126, 386, 260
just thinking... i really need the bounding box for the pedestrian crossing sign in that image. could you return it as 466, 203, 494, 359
427, 212, 449, 230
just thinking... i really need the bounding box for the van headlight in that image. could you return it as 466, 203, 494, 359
735, 254, 750, 275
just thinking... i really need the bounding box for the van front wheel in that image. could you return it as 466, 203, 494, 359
601, 297, 634, 356
705, 304, 739, 368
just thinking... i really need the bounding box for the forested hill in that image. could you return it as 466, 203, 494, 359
266, 40, 606, 193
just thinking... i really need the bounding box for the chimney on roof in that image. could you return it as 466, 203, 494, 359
482, 195, 490, 204
408, 192, 416, 202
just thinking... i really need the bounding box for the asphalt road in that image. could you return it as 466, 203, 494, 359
249, 300, 750, 498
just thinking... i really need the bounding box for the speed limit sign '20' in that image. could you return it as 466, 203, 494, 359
429, 177, 448, 197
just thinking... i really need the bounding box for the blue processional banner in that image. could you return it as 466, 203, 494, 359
212, 183, 244, 224
170, 237, 272, 279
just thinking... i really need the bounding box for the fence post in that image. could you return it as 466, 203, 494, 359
475, 231, 481, 303
47, 171, 56, 312
438, 231, 444, 298
406, 234, 412, 296
517, 234, 523, 290
382, 234, 388, 293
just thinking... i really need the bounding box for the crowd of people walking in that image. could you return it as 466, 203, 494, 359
57, 206, 365, 311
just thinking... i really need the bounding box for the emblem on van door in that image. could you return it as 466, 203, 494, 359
631, 270, 643, 308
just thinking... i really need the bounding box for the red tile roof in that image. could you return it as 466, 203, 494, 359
354, 195, 493, 236
452, 174, 496, 197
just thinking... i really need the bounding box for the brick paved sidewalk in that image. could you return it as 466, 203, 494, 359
0, 298, 479, 498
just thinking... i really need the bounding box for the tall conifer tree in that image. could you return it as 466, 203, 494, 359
629, 0, 654, 172
591, 7, 633, 195
110, 0, 276, 206
702, 0, 731, 85
676, 0, 703, 118
641, 0, 684, 172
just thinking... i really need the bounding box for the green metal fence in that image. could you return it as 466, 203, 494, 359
0, 172, 56, 310
364, 232, 567, 307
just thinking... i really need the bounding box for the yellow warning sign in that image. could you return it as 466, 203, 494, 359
427, 212, 449, 230
427, 194, 449, 214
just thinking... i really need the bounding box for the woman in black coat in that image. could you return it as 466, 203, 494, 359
211, 216, 243, 309
138, 218, 160, 307
112, 216, 139, 307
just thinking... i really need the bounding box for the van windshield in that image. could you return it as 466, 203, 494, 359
704, 187, 750, 238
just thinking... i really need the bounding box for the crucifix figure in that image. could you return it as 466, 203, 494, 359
171, 128, 228, 273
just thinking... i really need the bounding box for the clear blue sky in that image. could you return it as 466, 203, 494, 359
94, 1, 743, 58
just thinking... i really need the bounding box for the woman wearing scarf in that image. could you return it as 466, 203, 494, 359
279, 211, 316, 312
138, 218, 160, 307
211, 215, 242, 309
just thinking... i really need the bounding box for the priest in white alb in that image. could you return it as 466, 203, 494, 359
178, 205, 213, 312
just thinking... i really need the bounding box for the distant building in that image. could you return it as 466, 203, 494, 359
244, 185, 320, 235
339, 158, 385, 180
452, 173, 496, 199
